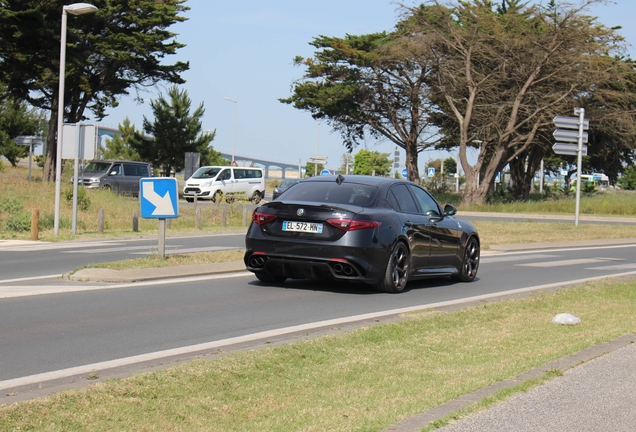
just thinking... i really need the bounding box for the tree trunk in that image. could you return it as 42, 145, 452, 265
42, 110, 58, 182
405, 141, 420, 182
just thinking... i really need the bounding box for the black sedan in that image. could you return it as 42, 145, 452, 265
272, 179, 300, 200
244, 175, 480, 293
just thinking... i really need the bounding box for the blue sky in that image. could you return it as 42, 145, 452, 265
96, 0, 636, 174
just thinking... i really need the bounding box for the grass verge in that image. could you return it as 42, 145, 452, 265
71, 249, 246, 271
1, 279, 635, 431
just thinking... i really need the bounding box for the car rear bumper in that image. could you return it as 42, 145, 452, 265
244, 237, 388, 284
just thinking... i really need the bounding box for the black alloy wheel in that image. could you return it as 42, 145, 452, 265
453, 237, 480, 282
373, 242, 410, 293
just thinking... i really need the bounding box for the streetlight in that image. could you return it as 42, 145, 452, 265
223, 97, 237, 165
54, 2, 98, 236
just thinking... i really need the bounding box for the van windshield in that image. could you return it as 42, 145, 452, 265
191, 167, 222, 179
84, 162, 112, 173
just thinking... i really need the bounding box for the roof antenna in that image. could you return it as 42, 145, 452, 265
336, 174, 345, 185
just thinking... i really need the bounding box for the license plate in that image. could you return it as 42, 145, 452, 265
282, 221, 323, 233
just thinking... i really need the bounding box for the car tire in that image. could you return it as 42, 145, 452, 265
255, 273, 287, 284
212, 191, 222, 203
251, 191, 261, 204
452, 236, 480, 282
102, 184, 111, 191
373, 242, 410, 293
185, 197, 194, 203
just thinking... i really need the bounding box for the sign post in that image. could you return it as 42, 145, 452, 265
552, 110, 589, 226
14, 135, 43, 182
140, 178, 179, 258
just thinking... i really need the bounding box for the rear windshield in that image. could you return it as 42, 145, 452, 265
191, 167, 222, 179
84, 162, 112, 173
279, 179, 299, 188
279, 182, 377, 206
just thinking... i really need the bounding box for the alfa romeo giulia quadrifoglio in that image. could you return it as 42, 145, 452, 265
244, 175, 480, 293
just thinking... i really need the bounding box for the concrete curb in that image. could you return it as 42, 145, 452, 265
66, 261, 247, 282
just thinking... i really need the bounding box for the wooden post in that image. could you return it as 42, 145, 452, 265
97, 208, 104, 234
30, 209, 39, 241
221, 207, 227, 227
133, 210, 139, 232
166, 218, 171, 229
242, 206, 248, 226
196, 207, 201, 230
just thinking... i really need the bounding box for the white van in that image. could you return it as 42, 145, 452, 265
183, 166, 265, 203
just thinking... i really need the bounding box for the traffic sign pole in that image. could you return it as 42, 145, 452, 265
574, 108, 585, 227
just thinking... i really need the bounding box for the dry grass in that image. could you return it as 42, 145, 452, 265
0, 164, 254, 241
1, 280, 635, 431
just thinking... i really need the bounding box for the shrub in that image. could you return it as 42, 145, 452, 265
0, 197, 23, 214
65, 186, 91, 211
0, 159, 4, 172
619, 166, 636, 190
3, 212, 31, 232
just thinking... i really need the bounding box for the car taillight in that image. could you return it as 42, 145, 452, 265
252, 212, 277, 225
326, 218, 380, 231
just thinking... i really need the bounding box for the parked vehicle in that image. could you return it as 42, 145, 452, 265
183, 166, 265, 203
272, 179, 300, 200
75, 160, 151, 195
244, 175, 480, 293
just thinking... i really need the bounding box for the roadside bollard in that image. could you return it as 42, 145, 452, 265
242, 206, 248, 226
30, 209, 39, 241
196, 207, 201, 230
221, 207, 227, 227
98, 208, 104, 234
133, 210, 139, 232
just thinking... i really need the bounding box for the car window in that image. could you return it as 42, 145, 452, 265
280, 182, 377, 204
218, 169, 231, 181
388, 184, 419, 213
408, 184, 441, 215
110, 164, 122, 176
84, 162, 111, 173
123, 164, 149, 176
192, 167, 221, 179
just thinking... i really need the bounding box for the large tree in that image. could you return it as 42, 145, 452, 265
352, 149, 392, 176
280, 32, 440, 181
100, 117, 142, 161
132, 85, 217, 176
0, 0, 189, 181
400, 0, 634, 204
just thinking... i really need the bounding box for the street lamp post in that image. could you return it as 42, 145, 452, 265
54, 2, 98, 236
223, 97, 237, 164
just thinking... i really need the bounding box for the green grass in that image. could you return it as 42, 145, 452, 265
1, 280, 635, 431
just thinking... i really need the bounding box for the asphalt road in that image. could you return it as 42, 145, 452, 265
1, 241, 636, 389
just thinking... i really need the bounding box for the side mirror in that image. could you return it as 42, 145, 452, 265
444, 204, 457, 216
109, 170, 117, 176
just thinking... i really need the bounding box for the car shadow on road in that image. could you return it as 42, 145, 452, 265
247, 276, 472, 295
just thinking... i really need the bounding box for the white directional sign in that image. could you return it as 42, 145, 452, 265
140, 178, 179, 219
553, 116, 589, 130
553, 129, 588, 143
553, 143, 588, 156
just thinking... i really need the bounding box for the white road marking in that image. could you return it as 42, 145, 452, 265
0, 272, 253, 299
481, 254, 559, 263
589, 263, 636, 271
518, 258, 605, 267
0, 274, 63, 285
3, 269, 636, 392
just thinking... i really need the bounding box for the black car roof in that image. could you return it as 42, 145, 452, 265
301, 175, 413, 187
